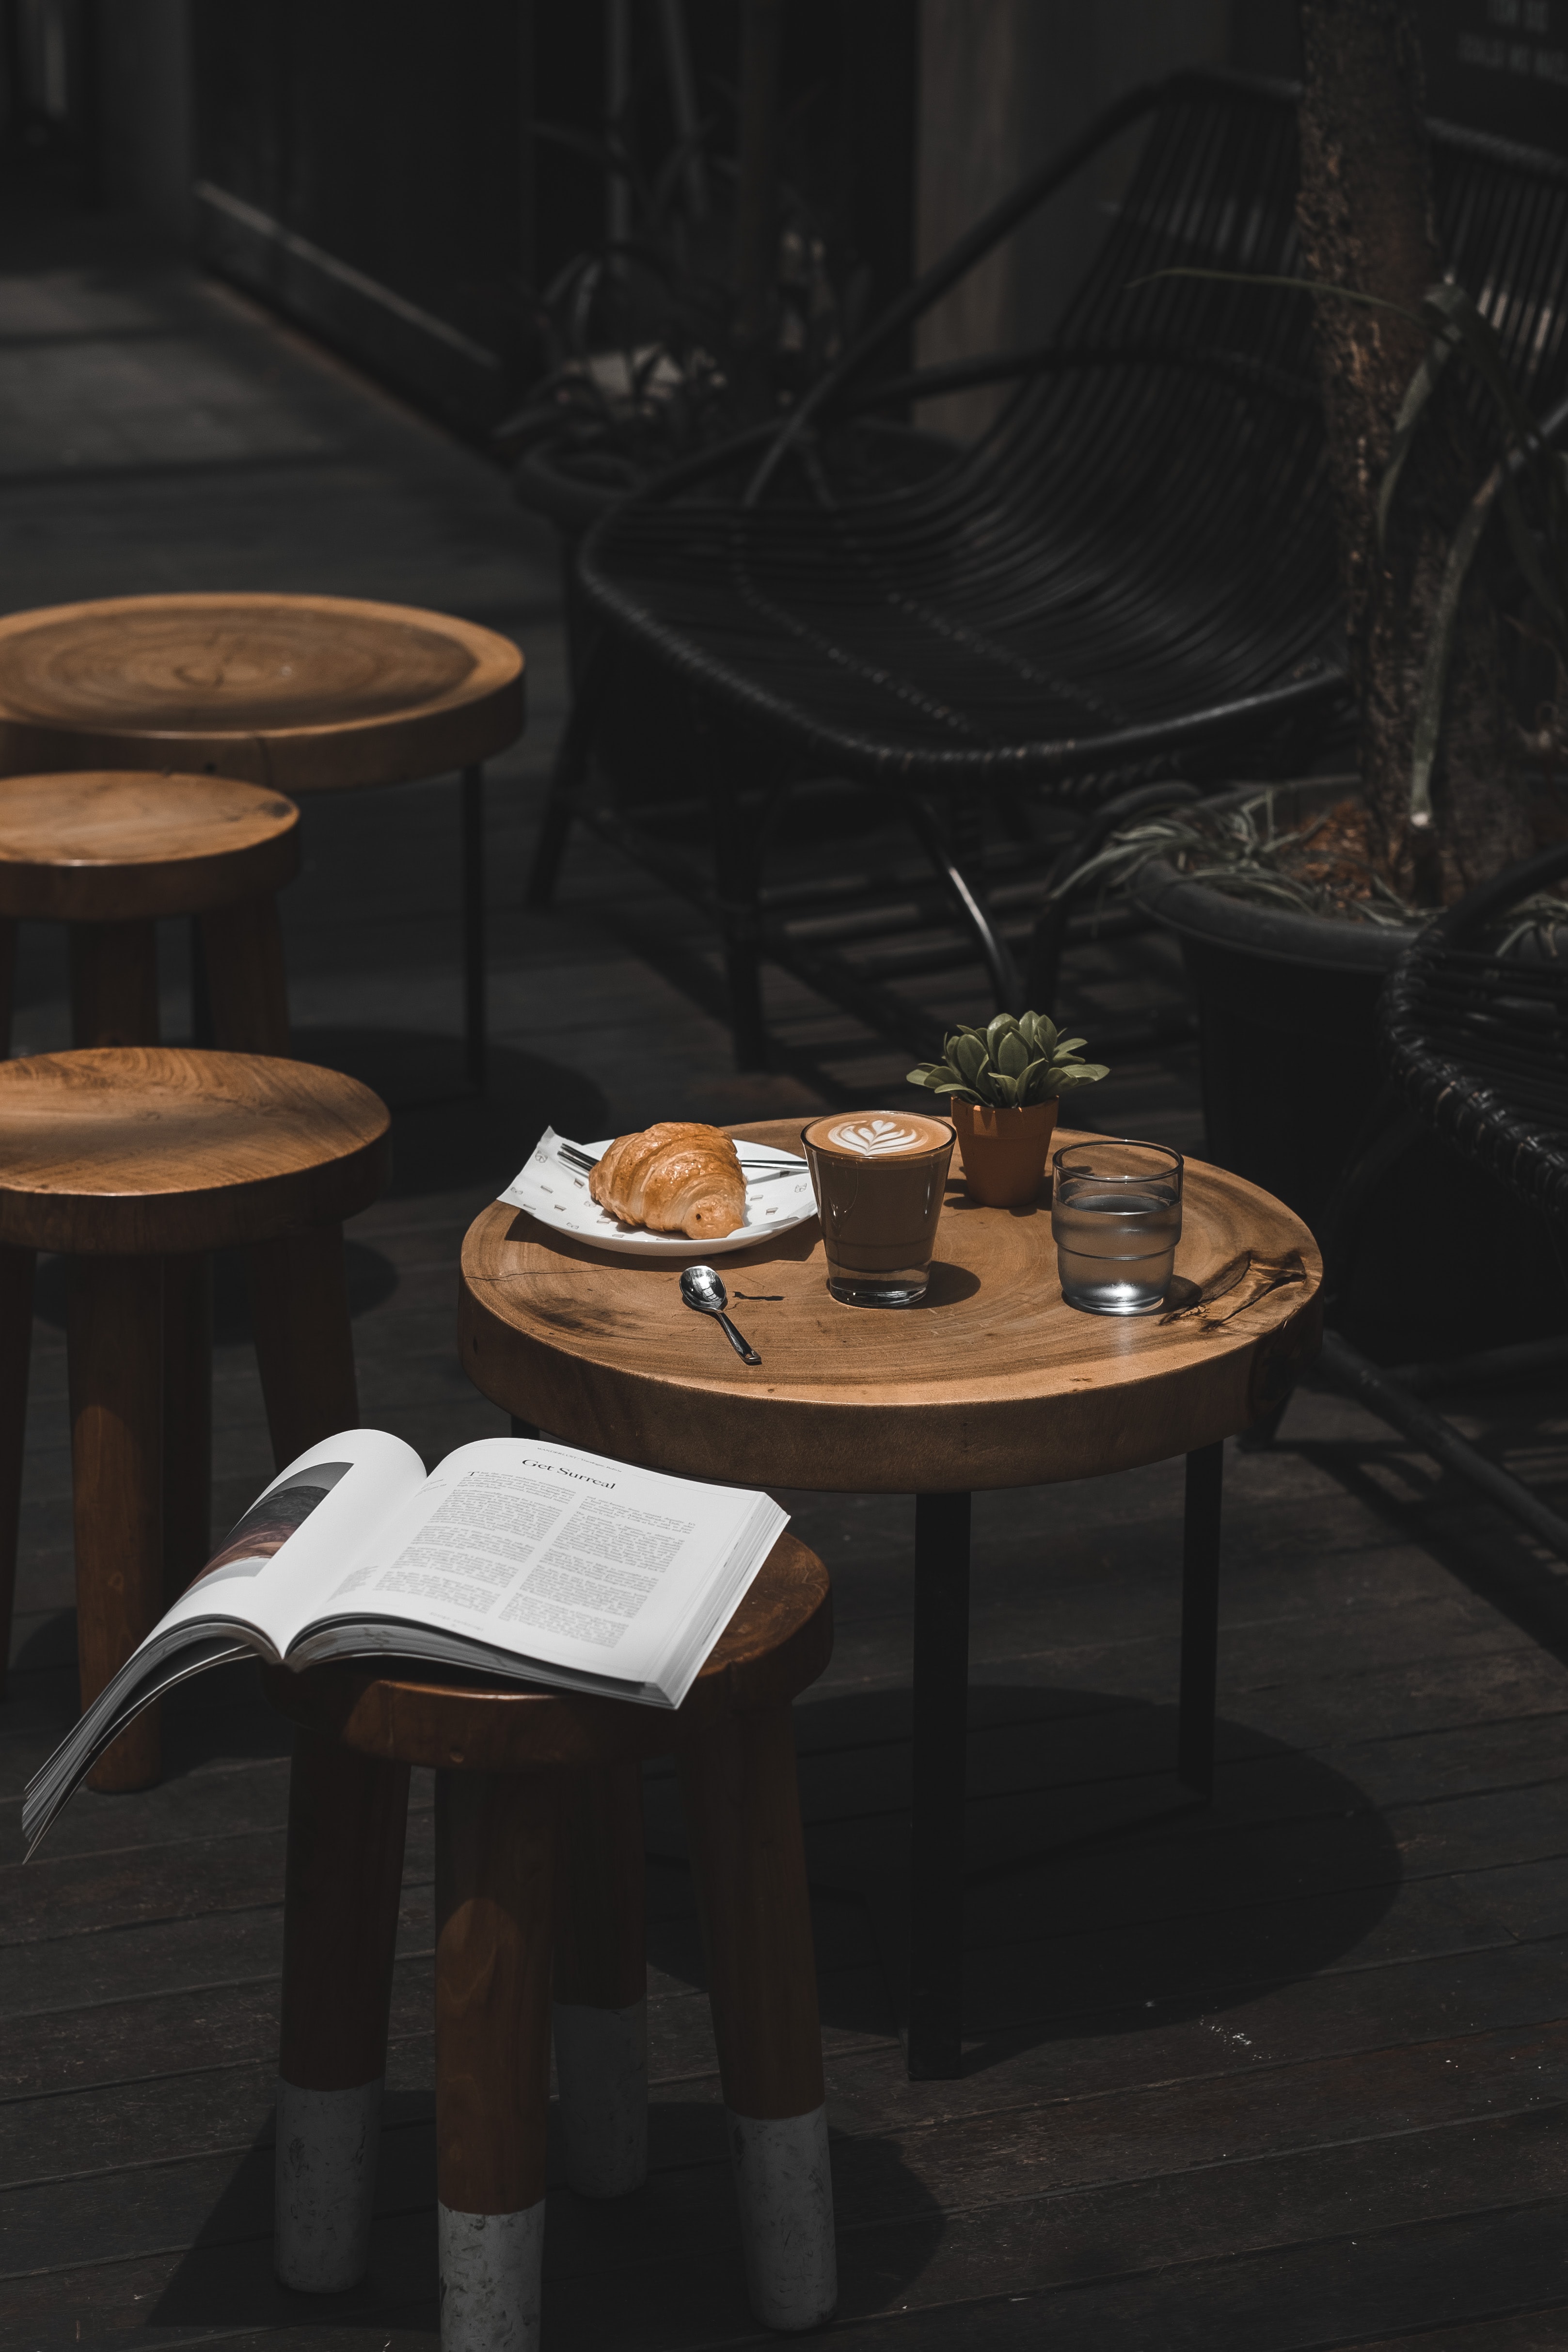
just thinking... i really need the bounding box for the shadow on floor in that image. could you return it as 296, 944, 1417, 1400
148, 2090, 942, 2346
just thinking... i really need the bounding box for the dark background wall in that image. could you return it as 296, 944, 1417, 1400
4, 1, 1564, 445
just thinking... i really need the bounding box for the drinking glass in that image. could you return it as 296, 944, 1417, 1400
1051, 1139, 1184, 1315
801, 1112, 955, 1306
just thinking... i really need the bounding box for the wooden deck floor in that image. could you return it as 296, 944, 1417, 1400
6, 207, 1568, 2352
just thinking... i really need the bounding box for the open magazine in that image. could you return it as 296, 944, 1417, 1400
24, 1430, 788, 1856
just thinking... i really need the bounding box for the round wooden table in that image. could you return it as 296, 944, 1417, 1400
459, 1120, 1323, 2077
0, 594, 525, 1084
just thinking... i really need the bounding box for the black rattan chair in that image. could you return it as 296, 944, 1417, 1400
1267, 841, 1568, 1559
531, 69, 1568, 1067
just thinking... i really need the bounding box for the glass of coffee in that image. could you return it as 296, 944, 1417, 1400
801, 1112, 956, 1307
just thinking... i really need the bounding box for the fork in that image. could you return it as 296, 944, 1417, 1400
554, 1140, 806, 1184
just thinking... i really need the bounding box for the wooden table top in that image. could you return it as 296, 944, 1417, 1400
459, 1120, 1324, 1493
0, 593, 524, 794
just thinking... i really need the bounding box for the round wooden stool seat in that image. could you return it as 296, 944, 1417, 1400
0, 770, 299, 922
263, 1531, 831, 1772
0, 592, 523, 791
0, 1047, 389, 1255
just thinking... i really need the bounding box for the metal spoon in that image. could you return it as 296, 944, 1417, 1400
680, 1264, 761, 1366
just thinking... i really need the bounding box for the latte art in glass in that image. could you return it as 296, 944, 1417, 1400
817, 1114, 950, 1160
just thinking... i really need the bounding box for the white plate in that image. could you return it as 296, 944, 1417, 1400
498, 1128, 818, 1259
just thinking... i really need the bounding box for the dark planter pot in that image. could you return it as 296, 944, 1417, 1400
1130, 778, 1567, 1360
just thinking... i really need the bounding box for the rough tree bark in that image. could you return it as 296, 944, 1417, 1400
1296, 0, 1525, 900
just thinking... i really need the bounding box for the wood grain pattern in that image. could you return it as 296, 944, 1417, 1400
0, 1048, 388, 1255
261, 1533, 832, 1773
0, 594, 524, 795
435, 1767, 556, 2213
0, 770, 299, 921
679, 1704, 826, 2120
459, 1121, 1325, 1492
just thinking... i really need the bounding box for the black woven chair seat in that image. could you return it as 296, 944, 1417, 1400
1382, 844, 1568, 1234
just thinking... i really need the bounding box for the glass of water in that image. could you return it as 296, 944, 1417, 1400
1051, 1139, 1184, 1316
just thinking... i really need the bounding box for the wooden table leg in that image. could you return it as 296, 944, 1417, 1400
436, 1768, 556, 2352
69, 920, 160, 1047
275, 1726, 410, 2293
69, 1255, 163, 1792
162, 1255, 211, 1606
0, 1246, 34, 1697
0, 916, 17, 1053
202, 895, 291, 1056
247, 1226, 358, 1469
1178, 1440, 1225, 1801
553, 1761, 648, 2197
679, 1706, 836, 2332
461, 764, 486, 1092
907, 1488, 970, 2081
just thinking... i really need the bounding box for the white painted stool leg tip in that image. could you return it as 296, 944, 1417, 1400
728, 2105, 838, 2333
273, 2076, 382, 2294
438, 2199, 545, 2352
554, 1997, 649, 2198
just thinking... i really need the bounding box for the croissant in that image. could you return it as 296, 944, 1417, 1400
589, 1121, 747, 1239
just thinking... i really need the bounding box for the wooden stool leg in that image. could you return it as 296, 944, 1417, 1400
436, 1769, 556, 2352
679, 1707, 836, 2333
553, 1761, 647, 2197
276, 1725, 410, 2293
0, 1246, 34, 1697
69, 1255, 163, 1792
162, 1255, 212, 1606
69, 920, 160, 1046
247, 1226, 358, 1469
201, 896, 291, 1057
0, 916, 17, 1054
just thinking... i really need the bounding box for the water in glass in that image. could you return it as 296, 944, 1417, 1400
1053, 1182, 1180, 1315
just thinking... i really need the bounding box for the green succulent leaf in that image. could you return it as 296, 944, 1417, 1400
995, 1029, 1030, 1079
951, 1033, 989, 1085
990, 1068, 1020, 1105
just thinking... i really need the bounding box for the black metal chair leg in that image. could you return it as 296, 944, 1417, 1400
525, 639, 611, 910
907, 1489, 971, 2081
901, 796, 1020, 1012
1177, 1441, 1224, 1801
461, 764, 486, 1091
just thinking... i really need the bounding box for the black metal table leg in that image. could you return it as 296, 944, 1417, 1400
907, 1488, 971, 2079
461, 763, 486, 1090
1177, 1440, 1224, 1800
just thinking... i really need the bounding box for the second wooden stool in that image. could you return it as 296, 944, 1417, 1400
0, 768, 300, 1055
264, 1534, 838, 2344
0, 1048, 390, 1786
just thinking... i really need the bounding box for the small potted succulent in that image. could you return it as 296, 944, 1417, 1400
907, 1012, 1109, 1208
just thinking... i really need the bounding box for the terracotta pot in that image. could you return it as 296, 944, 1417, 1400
951, 1097, 1059, 1208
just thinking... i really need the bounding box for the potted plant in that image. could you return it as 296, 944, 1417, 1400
907, 1013, 1109, 1208
1050, 1, 1568, 1354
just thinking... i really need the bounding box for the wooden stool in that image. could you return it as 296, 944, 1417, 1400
0, 1048, 390, 1789
0, 595, 525, 1085
0, 769, 300, 1056
262, 1534, 838, 2342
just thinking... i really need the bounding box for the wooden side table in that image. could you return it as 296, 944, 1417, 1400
457, 1122, 1323, 2078
0, 594, 524, 1085
0, 769, 300, 1055
0, 1047, 389, 1786
262, 1533, 838, 2343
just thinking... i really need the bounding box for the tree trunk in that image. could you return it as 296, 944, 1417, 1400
1297, 0, 1524, 900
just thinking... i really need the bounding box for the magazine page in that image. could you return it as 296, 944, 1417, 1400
20, 1430, 428, 1859
290, 1436, 784, 1690
154, 1428, 429, 1652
